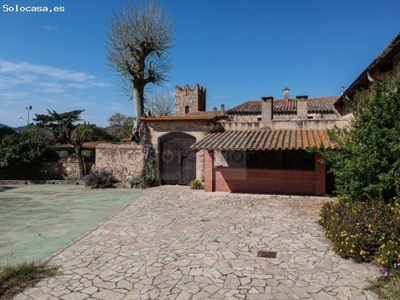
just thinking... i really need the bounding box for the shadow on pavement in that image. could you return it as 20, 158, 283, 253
0, 186, 17, 192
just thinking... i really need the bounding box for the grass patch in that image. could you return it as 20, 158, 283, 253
367, 277, 400, 299
0, 262, 58, 299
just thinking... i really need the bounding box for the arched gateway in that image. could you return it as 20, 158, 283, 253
159, 133, 196, 185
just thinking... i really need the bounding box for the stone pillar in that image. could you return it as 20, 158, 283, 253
314, 153, 326, 196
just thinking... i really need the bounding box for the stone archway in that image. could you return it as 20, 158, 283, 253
159, 133, 196, 185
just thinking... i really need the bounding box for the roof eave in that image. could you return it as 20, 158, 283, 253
335, 32, 400, 107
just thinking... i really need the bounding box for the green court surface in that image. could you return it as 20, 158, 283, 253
0, 184, 141, 267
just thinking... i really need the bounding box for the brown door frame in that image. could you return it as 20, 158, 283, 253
159, 132, 196, 185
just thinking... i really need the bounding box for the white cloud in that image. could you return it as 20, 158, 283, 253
0, 59, 117, 128
0, 91, 29, 100
39, 82, 65, 94
44, 25, 58, 31
0, 59, 109, 89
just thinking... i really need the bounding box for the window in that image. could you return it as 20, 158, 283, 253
185, 106, 190, 114
226, 150, 315, 170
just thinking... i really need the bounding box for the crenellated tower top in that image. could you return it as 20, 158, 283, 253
175, 84, 206, 116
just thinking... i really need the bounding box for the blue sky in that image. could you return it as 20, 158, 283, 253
0, 0, 399, 128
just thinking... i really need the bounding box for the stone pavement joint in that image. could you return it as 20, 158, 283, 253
15, 186, 379, 299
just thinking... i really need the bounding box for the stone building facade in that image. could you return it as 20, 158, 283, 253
143, 116, 221, 185
140, 83, 227, 185
143, 82, 345, 194
223, 88, 348, 131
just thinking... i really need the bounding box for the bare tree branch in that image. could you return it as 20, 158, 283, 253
145, 91, 175, 116
106, 1, 174, 128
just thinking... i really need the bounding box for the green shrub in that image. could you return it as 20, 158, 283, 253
84, 170, 116, 188
82, 150, 94, 162
318, 197, 400, 265
129, 175, 141, 188
368, 262, 400, 299
190, 179, 203, 190
320, 77, 400, 202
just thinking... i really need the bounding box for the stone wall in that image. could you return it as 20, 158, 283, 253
55, 158, 94, 178
0, 158, 94, 180
229, 114, 260, 122
95, 144, 144, 182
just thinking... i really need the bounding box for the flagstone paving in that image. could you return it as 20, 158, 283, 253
15, 186, 379, 299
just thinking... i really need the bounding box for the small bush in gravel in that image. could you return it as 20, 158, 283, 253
190, 179, 203, 190
84, 170, 116, 188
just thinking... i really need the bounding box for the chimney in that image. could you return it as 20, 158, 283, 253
283, 87, 290, 101
221, 103, 225, 114
296, 95, 308, 119
261, 96, 274, 129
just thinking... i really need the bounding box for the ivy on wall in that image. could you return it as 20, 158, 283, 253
138, 123, 156, 188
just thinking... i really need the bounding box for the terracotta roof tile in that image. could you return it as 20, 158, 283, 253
228, 97, 339, 114
192, 129, 336, 150
142, 115, 220, 121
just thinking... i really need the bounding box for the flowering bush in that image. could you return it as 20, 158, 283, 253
318, 197, 400, 267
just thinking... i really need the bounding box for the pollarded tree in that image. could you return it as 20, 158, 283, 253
322, 76, 400, 202
106, 1, 174, 131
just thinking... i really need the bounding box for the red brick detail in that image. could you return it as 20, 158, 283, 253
204, 150, 215, 192
203, 153, 327, 196
214, 168, 315, 195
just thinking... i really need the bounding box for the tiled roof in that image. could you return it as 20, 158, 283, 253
192, 129, 336, 150
142, 115, 220, 121
228, 97, 339, 114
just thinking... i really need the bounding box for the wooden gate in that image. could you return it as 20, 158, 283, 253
160, 133, 196, 185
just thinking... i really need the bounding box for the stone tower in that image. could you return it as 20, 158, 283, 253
175, 84, 206, 116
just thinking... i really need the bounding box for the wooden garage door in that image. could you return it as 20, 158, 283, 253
160, 133, 196, 185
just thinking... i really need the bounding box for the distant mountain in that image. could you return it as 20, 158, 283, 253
0, 123, 27, 132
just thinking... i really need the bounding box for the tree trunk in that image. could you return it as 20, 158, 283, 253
75, 145, 85, 179
133, 85, 145, 130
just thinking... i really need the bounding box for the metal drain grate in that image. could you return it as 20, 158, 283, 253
257, 250, 277, 258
